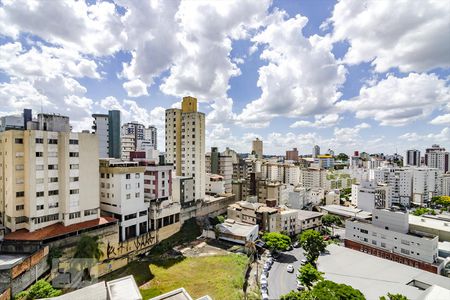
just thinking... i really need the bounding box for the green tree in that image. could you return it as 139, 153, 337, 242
216, 215, 225, 224
336, 153, 349, 161
280, 280, 365, 300
412, 208, 435, 216
321, 215, 341, 235
380, 293, 409, 300
74, 235, 103, 260
298, 263, 324, 289
14, 280, 62, 300
310, 280, 365, 300
262, 232, 291, 252
298, 230, 326, 264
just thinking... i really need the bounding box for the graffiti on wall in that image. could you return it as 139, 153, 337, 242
105, 231, 157, 260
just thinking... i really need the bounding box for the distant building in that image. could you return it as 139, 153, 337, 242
406, 149, 421, 167
425, 145, 449, 173
92, 110, 121, 158
312, 145, 320, 158
216, 219, 258, 244
286, 148, 299, 161
252, 138, 263, 159
351, 180, 391, 212
206, 147, 233, 193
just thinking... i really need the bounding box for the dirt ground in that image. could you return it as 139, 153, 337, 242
173, 238, 233, 257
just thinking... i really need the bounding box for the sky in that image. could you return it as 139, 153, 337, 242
0, 0, 449, 156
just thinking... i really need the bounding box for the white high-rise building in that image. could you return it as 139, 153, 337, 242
351, 180, 391, 212
442, 174, 450, 196
99, 159, 147, 241
165, 96, 205, 201
371, 167, 413, 206
144, 126, 157, 150
412, 167, 442, 206
0, 116, 100, 233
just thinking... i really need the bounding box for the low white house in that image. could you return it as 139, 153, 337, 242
216, 219, 258, 245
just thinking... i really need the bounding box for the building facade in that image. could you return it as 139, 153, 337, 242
165, 96, 205, 201
406, 150, 421, 167
252, 138, 263, 159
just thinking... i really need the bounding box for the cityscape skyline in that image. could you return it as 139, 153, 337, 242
0, 0, 449, 155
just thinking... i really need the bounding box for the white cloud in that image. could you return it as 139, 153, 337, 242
328, 0, 450, 72
122, 79, 148, 97
290, 114, 341, 128
430, 114, 450, 125
399, 127, 450, 143
0, 0, 124, 56
337, 73, 450, 126
236, 11, 346, 128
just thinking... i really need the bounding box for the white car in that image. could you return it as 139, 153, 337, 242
262, 293, 269, 300
296, 281, 305, 291
301, 259, 308, 265
287, 264, 294, 273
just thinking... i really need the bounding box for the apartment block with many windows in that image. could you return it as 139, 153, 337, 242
0, 129, 100, 233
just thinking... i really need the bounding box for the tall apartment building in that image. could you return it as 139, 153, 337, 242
145, 126, 158, 150
371, 167, 413, 206
0, 109, 32, 132
252, 138, 263, 159
299, 168, 327, 189
92, 110, 121, 158
286, 148, 298, 161
312, 145, 320, 158
99, 159, 147, 241
165, 96, 205, 201
425, 145, 449, 173
0, 114, 100, 233
412, 167, 442, 206
351, 180, 391, 212
205, 147, 233, 193
121, 134, 135, 161
121, 122, 158, 160
443, 173, 450, 196
345, 208, 443, 274
406, 149, 421, 167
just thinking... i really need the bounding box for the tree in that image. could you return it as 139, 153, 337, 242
379, 293, 409, 300
412, 208, 435, 216
298, 263, 324, 289
262, 232, 291, 252
280, 280, 365, 300
298, 230, 326, 264
74, 235, 103, 260
310, 280, 365, 300
14, 280, 62, 300
321, 215, 341, 236
336, 153, 349, 161
216, 215, 225, 224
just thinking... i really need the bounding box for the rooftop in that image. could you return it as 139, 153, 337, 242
319, 205, 372, 220
410, 214, 450, 232
0, 254, 27, 270
149, 288, 193, 300
4, 217, 117, 242
218, 219, 258, 237
296, 210, 323, 220
319, 244, 450, 300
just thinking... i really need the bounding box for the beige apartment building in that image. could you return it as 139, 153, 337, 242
0, 128, 100, 233
165, 96, 205, 201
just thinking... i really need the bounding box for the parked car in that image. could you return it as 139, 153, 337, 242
293, 241, 300, 248
287, 265, 294, 273
267, 257, 274, 265
261, 273, 267, 281
260, 278, 268, 288
301, 259, 308, 265
296, 281, 305, 291
262, 292, 269, 300
323, 235, 330, 241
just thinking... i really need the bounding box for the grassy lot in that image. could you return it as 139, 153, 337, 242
101, 260, 152, 286
140, 254, 248, 300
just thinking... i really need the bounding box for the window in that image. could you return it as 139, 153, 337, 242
48, 164, 58, 170
360, 229, 368, 234
36, 165, 44, 171
70, 164, 79, 170
16, 205, 24, 211
101, 173, 105, 178
34, 213, 58, 224
36, 191, 44, 197
70, 189, 79, 195
48, 190, 59, 196
126, 194, 131, 200
135, 173, 140, 179
125, 213, 137, 220
36, 152, 43, 157
36, 205, 44, 210
126, 174, 131, 179
381, 242, 386, 248
15, 164, 24, 171
49, 202, 59, 209
35, 138, 44, 144
49, 177, 58, 183
69, 139, 78, 145
15, 138, 23, 144
372, 240, 377, 245
69, 152, 79, 157
48, 139, 58, 144
135, 192, 140, 198
125, 184, 131, 190
16, 191, 25, 197
401, 240, 410, 246
69, 212, 81, 219
84, 209, 97, 216
16, 216, 28, 224
70, 177, 79, 182
401, 248, 410, 255
16, 178, 24, 184
139, 210, 147, 217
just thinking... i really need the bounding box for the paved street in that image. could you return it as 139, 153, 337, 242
266, 247, 305, 299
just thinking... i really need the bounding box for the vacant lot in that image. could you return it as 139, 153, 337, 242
140, 254, 248, 300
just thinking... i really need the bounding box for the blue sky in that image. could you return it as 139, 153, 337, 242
0, 0, 449, 155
